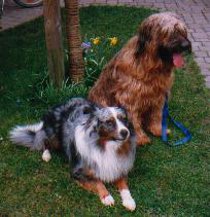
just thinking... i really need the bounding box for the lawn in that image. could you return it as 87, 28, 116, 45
0, 6, 210, 217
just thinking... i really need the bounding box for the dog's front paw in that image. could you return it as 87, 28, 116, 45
149, 124, 162, 137
101, 194, 115, 206
136, 134, 151, 146
149, 125, 171, 137
122, 198, 136, 211
120, 189, 136, 211
42, 149, 51, 162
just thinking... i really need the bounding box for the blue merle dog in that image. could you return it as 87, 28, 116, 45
10, 98, 137, 211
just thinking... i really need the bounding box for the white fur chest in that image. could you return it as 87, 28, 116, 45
75, 125, 135, 183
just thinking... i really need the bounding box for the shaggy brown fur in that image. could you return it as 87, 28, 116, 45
88, 12, 191, 146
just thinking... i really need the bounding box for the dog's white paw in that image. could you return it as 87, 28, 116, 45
120, 189, 136, 211
122, 197, 136, 211
42, 149, 51, 162
101, 194, 115, 206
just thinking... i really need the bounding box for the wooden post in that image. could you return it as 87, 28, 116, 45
64, 0, 84, 82
43, 0, 64, 89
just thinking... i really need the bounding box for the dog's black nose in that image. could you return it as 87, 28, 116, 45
120, 129, 129, 139
181, 40, 191, 52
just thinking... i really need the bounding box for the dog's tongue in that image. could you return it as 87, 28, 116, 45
173, 53, 185, 68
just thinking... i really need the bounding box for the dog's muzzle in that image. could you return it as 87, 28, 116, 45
179, 39, 192, 53
120, 129, 129, 139
117, 129, 130, 141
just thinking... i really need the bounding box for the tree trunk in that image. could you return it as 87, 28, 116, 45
43, 0, 64, 88
64, 0, 84, 82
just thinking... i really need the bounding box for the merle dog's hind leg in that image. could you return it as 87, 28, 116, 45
42, 139, 52, 162
42, 149, 51, 162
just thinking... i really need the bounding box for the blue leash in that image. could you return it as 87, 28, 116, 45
162, 97, 192, 146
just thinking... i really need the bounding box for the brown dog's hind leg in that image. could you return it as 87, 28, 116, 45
148, 106, 170, 137
149, 115, 162, 137
130, 112, 151, 146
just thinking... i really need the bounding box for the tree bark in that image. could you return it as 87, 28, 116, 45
64, 0, 84, 82
43, 0, 64, 88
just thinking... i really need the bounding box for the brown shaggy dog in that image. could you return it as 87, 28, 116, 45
88, 12, 191, 146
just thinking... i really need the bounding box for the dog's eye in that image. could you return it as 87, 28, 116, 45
105, 120, 114, 127
118, 115, 127, 122
83, 107, 92, 115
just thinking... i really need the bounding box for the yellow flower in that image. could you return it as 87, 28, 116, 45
109, 37, 118, 46
92, 37, 100, 45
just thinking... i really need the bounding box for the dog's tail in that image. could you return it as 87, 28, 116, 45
9, 122, 46, 151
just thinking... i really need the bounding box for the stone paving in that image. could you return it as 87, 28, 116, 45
1, 0, 210, 87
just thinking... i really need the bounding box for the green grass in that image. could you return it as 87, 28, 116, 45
0, 6, 210, 216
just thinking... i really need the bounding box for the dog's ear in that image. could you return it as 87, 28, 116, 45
135, 24, 152, 58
